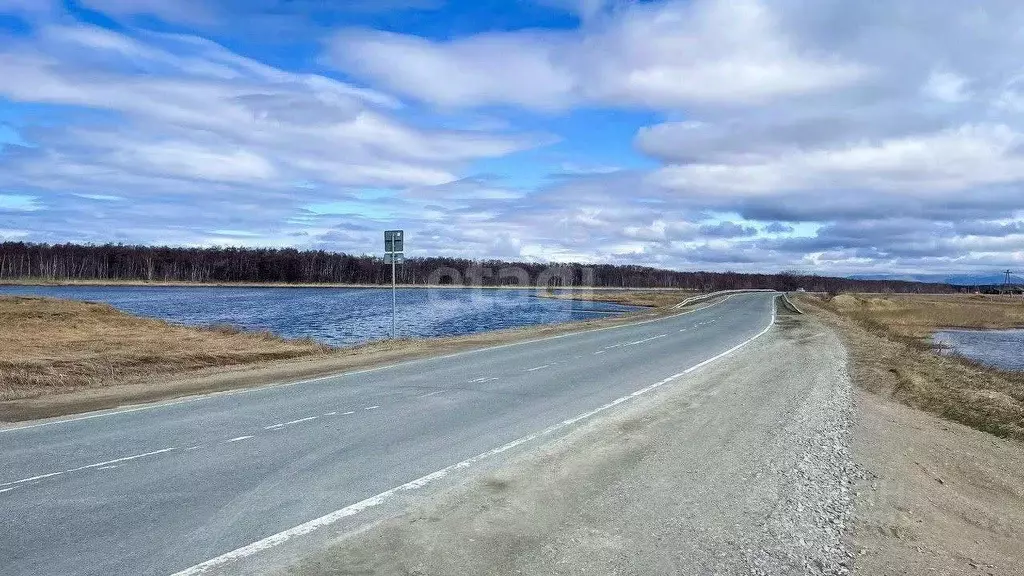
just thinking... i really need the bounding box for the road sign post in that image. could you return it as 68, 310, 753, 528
384, 230, 404, 339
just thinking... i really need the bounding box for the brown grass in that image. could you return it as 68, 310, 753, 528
826, 292, 1024, 338
0, 296, 331, 402
536, 289, 695, 308
800, 293, 1024, 440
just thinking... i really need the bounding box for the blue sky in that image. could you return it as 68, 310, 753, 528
1, 0, 1023, 275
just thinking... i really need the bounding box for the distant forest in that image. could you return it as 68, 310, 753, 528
0, 241, 960, 294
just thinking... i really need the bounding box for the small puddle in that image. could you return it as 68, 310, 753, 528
932, 329, 1024, 371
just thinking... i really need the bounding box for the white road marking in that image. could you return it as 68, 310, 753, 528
2, 292, 742, 434
171, 295, 779, 576
593, 350, 605, 355
624, 334, 668, 346
324, 412, 338, 417
227, 436, 253, 443
67, 448, 178, 473
525, 365, 550, 372
418, 391, 441, 398
0, 471, 64, 488
364, 406, 380, 411
603, 343, 623, 350
342, 410, 356, 415
468, 377, 490, 383
679, 328, 687, 332
266, 416, 318, 430
0, 487, 17, 494
96, 465, 119, 470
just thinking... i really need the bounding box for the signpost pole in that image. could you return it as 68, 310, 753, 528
384, 230, 404, 340
391, 254, 397, 339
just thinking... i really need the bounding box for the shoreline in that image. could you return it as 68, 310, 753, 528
0, 292, 711, 423
0, 279, 697, 291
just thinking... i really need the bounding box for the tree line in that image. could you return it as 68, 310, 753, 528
0, 241, 960, 293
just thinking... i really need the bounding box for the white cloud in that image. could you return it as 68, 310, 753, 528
922, 69, 971, 103
326, 0, 865, 110
650, 124, 1024, 195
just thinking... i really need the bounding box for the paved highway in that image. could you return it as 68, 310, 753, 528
0, 292, 776, 576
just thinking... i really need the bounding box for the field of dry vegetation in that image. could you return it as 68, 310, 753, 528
0, 296, 332, 402
537, 289, 695, 308
801, 293, 1024, 440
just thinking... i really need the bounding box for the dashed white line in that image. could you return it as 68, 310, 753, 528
68, 448, 178, 473
593, 350, 605, 355
0, 472, 64, 488
418, 390, 441, 398
96, 465, 119, 470
266, 416, 319, 430
526, 364, 551, 372
342, 410, 356, 415
2, 447, 180, 489
364, 406, 380, 411
0, 487, 17, 494
624, 334, 668, 346
324, 412, 338, 417
227, 436, 253, 443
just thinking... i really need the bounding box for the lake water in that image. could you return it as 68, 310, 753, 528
0, 285, 637, 347
933, 329, 1024, 371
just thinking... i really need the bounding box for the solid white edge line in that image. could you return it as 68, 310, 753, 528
1, 294, 742, 434
170, 294, 778, 576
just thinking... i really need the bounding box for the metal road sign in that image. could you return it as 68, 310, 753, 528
383, 229, 405, 339
384, 230, 404, 253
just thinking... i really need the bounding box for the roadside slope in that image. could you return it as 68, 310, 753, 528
285, 310, 855, 576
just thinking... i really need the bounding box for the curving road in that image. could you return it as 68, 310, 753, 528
0, 292, 777, 576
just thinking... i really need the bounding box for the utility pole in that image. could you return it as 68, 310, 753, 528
384, 230, 404, 339
1005, 269, 1013, 291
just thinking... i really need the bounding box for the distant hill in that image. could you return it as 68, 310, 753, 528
850, 273, 1023, 286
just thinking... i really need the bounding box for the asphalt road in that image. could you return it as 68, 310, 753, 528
0, 292, 776, 576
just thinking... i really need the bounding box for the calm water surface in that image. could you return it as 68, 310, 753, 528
0, 285, 637, 346
933, 329, 1024, 371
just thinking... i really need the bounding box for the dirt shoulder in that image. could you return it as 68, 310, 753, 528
284, 310, 855, 576
0, 295, 691, 423
798, 294, 1024, 575
852, 387, 1024, 575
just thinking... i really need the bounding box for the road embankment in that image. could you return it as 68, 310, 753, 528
799, 293, 1024, 574
800, 293, 1024, 440
285, 306, 857, 576
1, 293, 703, 422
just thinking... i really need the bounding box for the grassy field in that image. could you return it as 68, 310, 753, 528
801, 293, 1024, 440
0, 296, 332, 402
536, 289, 695, 307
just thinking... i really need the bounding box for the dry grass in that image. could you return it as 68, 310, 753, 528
800, 293, 1024, 440
537, 289, 695, 308
826, 292, 1024, 338
0, 296, 331, 401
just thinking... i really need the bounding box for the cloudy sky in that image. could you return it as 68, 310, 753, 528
1, 0, 1022, 275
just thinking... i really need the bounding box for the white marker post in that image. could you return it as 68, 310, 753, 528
384, 230, 404, 339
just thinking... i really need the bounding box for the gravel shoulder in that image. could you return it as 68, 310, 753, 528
284, 309, 855, 575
